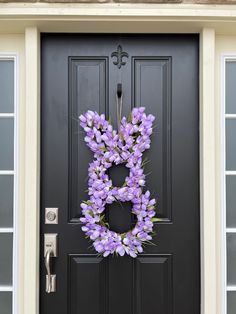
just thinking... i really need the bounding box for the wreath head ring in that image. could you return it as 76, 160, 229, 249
79, 107, 158, 258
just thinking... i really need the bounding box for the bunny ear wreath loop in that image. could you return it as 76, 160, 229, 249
79, 107, 158, 258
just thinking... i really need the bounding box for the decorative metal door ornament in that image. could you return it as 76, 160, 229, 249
111, 45, 129, 69
79, 101, 159, 258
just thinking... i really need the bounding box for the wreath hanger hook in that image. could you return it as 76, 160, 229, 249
116, 83, 123, 128
117, 83, 122, 98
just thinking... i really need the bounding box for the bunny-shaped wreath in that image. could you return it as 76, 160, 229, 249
79, 107, 158, 258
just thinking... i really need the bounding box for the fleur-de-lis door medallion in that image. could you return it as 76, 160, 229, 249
111, 45, 129, 69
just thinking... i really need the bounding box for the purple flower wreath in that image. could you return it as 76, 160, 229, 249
79, 107, 158, 258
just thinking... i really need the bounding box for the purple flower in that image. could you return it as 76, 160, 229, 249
116, 245, 125, 256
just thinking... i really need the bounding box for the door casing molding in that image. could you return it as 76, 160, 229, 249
22, 24, 216, 314
24, 27, 40, 314
200, 28, 216, 314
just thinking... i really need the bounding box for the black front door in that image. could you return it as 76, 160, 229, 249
40, 34, 200, 314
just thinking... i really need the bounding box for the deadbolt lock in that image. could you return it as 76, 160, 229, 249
45, 207, 58, 224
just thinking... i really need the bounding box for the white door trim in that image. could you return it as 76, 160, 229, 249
24, 27, 40, 314
200, 28, 216, 314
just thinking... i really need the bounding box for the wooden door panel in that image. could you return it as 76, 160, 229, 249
133, 57, 172, 221
68, 255, 107, 314
69, 57, 108, 222
40, 34, 199, 314
135, 255, 172, 314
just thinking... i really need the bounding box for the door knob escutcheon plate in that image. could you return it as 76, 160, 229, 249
44, 233, 58, 257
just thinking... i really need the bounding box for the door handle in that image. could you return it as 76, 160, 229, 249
44, 233, 57, 293
45, 249, 56, 293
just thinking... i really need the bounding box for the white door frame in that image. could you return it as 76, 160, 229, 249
24, 25, 216, 314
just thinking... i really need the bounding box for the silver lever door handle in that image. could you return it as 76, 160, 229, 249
45, 249, 55, 293
44, 233, 58, 293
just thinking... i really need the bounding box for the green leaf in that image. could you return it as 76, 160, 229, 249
151, 217, 162, 222
83, 200, 93, 206
141, 157, 150, 168
134, 131, 141, 138
127, 112, 132, 123
99, 147, 107, 152
88, 210, 94, 217
118, 131, 125, 143
122, 181, 128, 187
